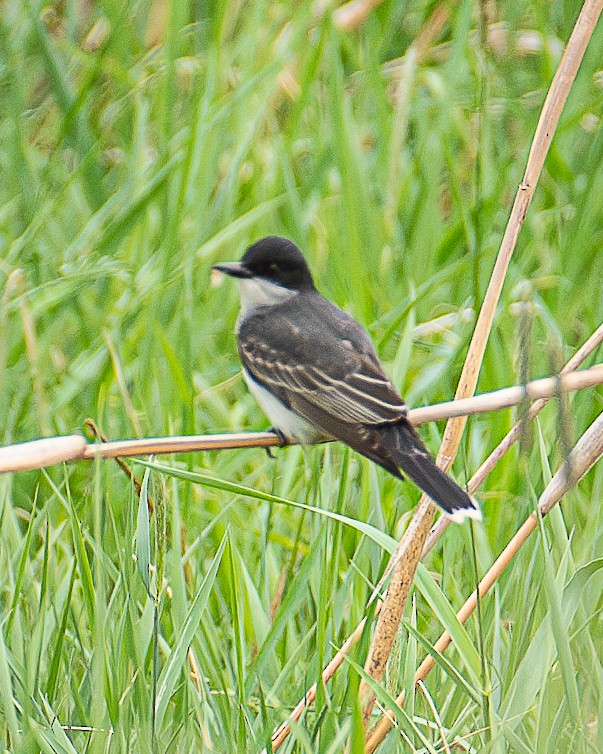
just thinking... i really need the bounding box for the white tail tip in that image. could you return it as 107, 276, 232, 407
447, 501, 483, 524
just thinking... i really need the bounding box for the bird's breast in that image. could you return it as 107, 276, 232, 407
243, 369, 328, 445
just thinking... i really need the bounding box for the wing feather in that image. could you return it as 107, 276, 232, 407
239, 310, 407, 428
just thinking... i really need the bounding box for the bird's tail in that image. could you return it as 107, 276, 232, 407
381, 421, 482, 523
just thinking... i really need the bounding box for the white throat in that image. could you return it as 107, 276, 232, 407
237, 276, 298, 318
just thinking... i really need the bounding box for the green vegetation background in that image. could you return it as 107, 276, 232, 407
1, 1, 602, 752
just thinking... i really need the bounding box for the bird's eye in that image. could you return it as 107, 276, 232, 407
269, 262, 279, 271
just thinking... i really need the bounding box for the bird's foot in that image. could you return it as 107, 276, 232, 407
265, 427, 287, 459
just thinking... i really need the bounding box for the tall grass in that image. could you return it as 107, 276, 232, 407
0, 2, 602, 752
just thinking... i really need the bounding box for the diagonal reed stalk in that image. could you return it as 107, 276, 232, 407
364, 408, 603, 751
268, 320, 603, 751
422, 323, 603, 556
358, 0, 603, 726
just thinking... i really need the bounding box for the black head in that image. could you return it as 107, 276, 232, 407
213, 236, 315, 290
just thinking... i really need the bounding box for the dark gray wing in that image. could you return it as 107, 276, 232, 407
238, 292, 481, 520
238, 292, 407, 428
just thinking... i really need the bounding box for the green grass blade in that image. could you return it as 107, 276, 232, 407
154, 530, 228, 730
136, 466, 152, 596
414, 563, 483, 688
43, 471, 96, 628
0, 620, 20, 747
141, 461, 397, 554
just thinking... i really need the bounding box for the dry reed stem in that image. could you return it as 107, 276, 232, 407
359, 495, 436, 724
269, 618, 369, 750
1, 367, 602, 474
423, 322, 603, 554
84, 419, 156, 514
409, 367, 603, 424
333, 0, 384, 31
334, 1, 449, 67
358, 0, 603, 726
268, 322, 603, 751
408, 5, 450, 61
365, 408, 603, 752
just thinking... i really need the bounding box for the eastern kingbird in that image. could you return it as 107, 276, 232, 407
214, 236, 481, 522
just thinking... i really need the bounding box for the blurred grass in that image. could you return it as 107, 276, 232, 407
1, 1, 602, 752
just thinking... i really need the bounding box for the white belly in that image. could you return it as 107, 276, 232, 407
243, 370, 327, 444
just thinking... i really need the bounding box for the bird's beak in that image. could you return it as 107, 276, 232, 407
212, 261, 253, 279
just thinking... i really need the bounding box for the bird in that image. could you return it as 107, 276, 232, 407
213, 236, 481, 522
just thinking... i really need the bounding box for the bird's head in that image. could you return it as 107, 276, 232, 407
213, 236, 315, 292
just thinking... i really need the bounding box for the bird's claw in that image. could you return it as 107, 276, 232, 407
265, 427, 287, 459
